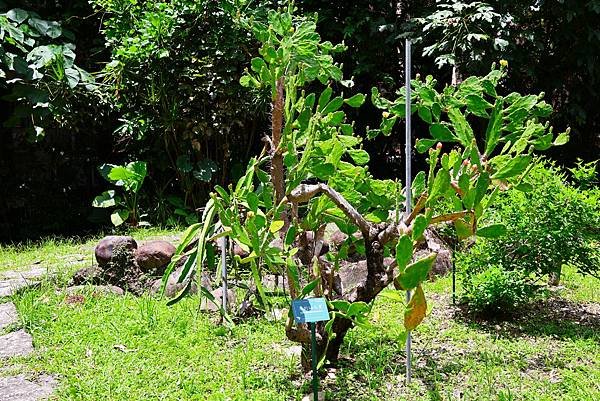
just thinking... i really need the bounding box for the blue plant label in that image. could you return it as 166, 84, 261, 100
291, 297, 330, 324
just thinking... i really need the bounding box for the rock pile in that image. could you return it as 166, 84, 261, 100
71, 236, 179, 296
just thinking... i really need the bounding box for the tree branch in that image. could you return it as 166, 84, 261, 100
286, 183, 371, 236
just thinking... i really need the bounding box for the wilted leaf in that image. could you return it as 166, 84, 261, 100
404, 285, 427, 331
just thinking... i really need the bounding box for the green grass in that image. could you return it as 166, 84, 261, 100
1, 233, 599, 400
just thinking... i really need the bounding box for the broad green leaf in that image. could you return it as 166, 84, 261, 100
250, 57, 267, 74
395, 253, 437, 290
330, 300, 351, 313
418, 105, 432, 124
492, 155, 532, 179
429, 123, 456, 142
246, 192, 259, 212
484, 99, 504, 156
64, 67, 79, 88
454, 218, 473, 239
92, 190, 116, 208
311, 162, 335, 179
428, 169, 450, 203
378, 289, 405, 302
416, 139, 436, 153
553, 132, 569, 146
412, 214, 429, 240
269, 220, 285, 233
465, 94, 491, 118
345, 93, 365, 107
7, 8, 29, 24
515, 182, 533, 192
347, 149, 370, 165
322, 96, 344, 114
318, 87, 333, 112
301, 277, 321, 297
395, 235, 413, 270
110, 209, 129, 226
347, 301, 370, 318
404, 285, 427, 331
284, 225, 297, 246
477, 223, 507, 238
447, 107, 474, 146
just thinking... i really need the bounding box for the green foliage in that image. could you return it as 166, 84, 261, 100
414, 1, 511, 71
460, 265, 539, 315
93, 161, 147, 226
569, 159, 599, 190
459, 158, 600, 281
0, 6, 94, 139
90, 0, 265, 208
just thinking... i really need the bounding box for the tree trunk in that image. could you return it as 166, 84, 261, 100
271, 77, 285, 207
548, 268, 561, 286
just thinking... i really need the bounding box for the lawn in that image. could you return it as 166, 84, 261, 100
1, 230, 599, 400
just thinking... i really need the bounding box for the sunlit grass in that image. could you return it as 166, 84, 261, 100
1, 231, 599, 400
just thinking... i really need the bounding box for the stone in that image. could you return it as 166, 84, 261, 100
301, 391, 325, 401
135, 240, 176, 272
69, 266, 104, 286
0, 279, 38, 298
0, 374, 56, 401
0, 302, 18, 331
148, 265, 204, 298
0, 330, 34, 358
200, 288, 236, 312
64, 285, 124, 296
0, 267, 48, 281
417, 229, 453, 279
95, 236, 137, 266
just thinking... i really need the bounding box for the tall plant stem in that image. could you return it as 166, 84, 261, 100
271, 77, 285, 209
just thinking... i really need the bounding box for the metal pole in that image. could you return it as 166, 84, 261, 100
221, 236, 228, 311
452, 259, 456, 305
404, 38, 413, 385
311, 322, 318, 400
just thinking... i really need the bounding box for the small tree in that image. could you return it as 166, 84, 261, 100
165, 4, 568, 372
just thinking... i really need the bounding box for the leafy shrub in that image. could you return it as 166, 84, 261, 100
569, 158, 599, 190
459, 158, 600, 311
460, 265, 538, 315
93, 161, 147, 226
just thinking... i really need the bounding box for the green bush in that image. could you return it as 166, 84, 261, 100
460, 265, 538, 315
458, 158, 600, 312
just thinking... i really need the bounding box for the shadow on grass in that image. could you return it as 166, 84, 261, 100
455, 297, 600, 341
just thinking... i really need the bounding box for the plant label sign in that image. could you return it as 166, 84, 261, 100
291, 298, 329, 324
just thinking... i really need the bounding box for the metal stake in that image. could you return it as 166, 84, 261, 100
220, 236, 228, 311
311, 322, 318, 400
404, 38, 413, 385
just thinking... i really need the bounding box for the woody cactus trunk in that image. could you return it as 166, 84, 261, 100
164, 5, 569, 373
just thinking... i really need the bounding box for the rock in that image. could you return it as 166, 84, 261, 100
135, 240, 176, 272
69, 266, 104, 286
0, 374, 56, 401
416, 229, 453, 279
200, 287, 236, 312
0, 267, 48, 281
0, 279, 40, 298
148, 264, 205, 298
95, 236, 137, 267
64, 285, 124, 296
301, 391, 325, 401
0, 302, 18, 331
0, 330, 34, 358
